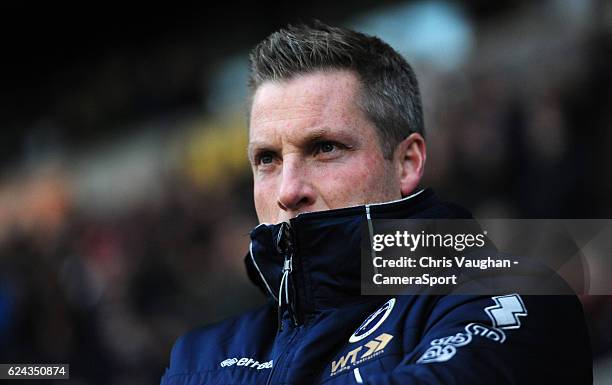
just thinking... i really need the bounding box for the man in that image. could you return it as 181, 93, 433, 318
160, 22, 592, 384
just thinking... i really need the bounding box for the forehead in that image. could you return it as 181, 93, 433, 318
248, 70, 365, 140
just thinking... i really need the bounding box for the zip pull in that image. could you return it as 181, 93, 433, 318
282, 258, 292, 304
276, 222, 298, 329
276, 258, 291, 330
276, 221, 294, 256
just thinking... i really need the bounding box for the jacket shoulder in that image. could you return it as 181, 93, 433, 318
163, 302, 276, 376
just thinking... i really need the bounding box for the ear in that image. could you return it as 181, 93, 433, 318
394, 133, 426, 197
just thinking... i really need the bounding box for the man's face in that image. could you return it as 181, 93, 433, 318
248, 70, 402, 224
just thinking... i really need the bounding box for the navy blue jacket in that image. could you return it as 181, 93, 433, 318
160, 189, 592, 384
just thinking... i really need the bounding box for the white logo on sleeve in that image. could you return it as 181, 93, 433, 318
220, 357, 272, 370
349, 298, 395, 343
416, 323, 506, 364
485, 294, 528, 330
416, 330, 472, 364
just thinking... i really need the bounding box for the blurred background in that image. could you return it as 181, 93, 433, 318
1, 1, 611, 384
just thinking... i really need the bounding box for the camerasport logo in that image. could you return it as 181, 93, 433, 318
349, 298, 395, 343
220, 357, 272, 370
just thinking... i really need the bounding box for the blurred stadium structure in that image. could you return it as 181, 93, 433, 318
1, 1, 612, 384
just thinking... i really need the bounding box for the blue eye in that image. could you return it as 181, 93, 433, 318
320, 142, 335, 153
260, 154, 274, 164
313, 141, 348, 157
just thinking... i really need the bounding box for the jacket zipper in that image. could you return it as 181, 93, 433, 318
275, 221, 298, 328
264, 324, 300, 385
265, 221, 299, 385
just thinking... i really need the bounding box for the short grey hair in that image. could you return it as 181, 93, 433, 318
247, 20, 424, 159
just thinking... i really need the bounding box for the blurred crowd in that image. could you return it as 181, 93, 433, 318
0, 175, 264, 384
1, 1, 612, 384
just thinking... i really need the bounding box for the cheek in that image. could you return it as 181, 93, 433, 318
253, 178, 277, 219
313, 153, 395, 206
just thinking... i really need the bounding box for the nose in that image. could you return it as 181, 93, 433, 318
277, 157, 316, 214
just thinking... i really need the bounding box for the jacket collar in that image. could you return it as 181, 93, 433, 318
244, 188, 466, 319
